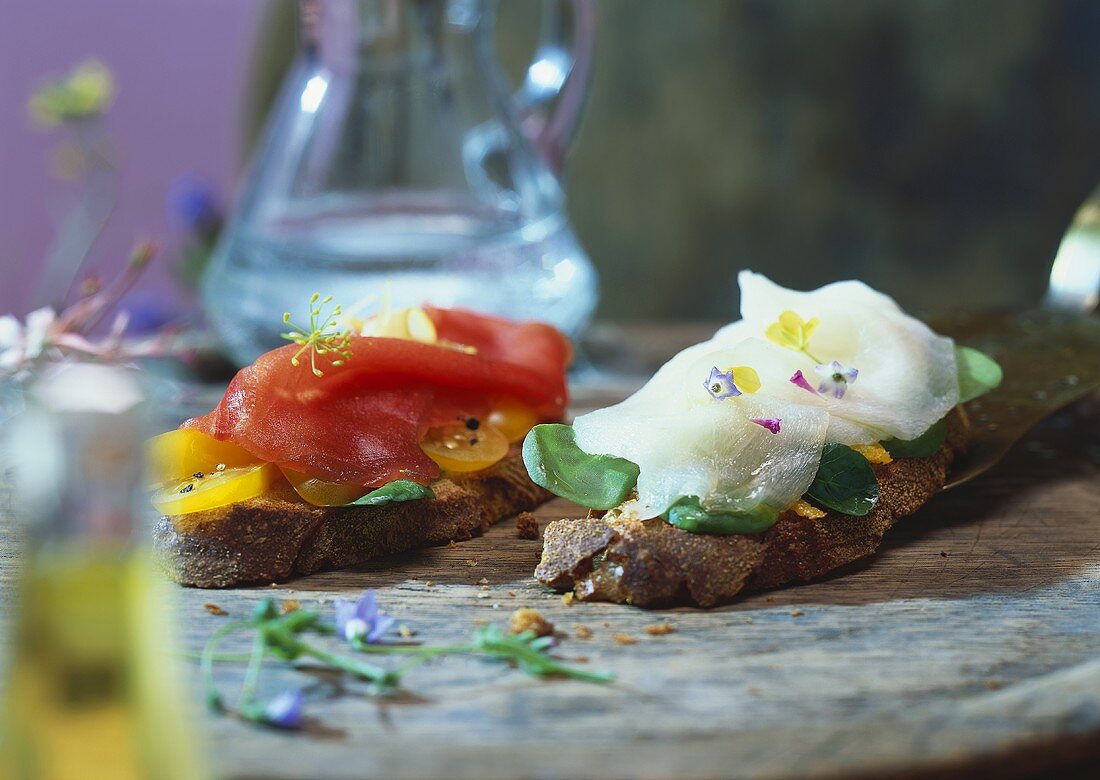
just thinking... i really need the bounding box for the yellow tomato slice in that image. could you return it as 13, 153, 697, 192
421, 422, 509, 473
487, 398, 539, 443
151, 463, 282, 516
146, 428, 258, 485
280, 467, 368, 507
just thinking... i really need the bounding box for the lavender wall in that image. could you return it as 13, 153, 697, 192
0, 0, 264, 316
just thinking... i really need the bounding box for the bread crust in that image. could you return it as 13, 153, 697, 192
534, 409, 969, 607
154, 446, 549, 588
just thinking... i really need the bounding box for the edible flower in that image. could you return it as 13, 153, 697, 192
814, 360, 859, 399
704, 365, 761, 400
28, 59, 115, 127
704, 367, 740, 400
765, 310, 821, 360
750, 417, 782, 434
334, 589, 395, 645
281, 293, 353, 377
260, 689, 305, 730
789, 370, 818, 395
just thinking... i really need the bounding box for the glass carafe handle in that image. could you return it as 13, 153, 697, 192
515, 0, 596, 173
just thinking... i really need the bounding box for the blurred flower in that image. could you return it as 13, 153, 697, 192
334, 589, 395, 645
168, 174, 221, 233
814, 360, 859, 399
0, 243, 177, 381
261, 689, 304, 730
28, 60, 115, 127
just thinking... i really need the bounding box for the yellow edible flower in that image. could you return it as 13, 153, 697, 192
727, 365, 761, 395
765, 310, 819, 353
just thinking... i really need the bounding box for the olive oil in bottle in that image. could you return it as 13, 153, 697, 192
0, 364, 205, 780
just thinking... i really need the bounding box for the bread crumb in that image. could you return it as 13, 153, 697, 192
424, 580, 435, 588
203, 603, 228, 616
644, 622, 676, 636
851, 442, 892, 465
791, 499, 827, 520
478, 577, 489, 585
507, 590, 517, 597
789, 609, 805, 617
743, 617, 754, 624
612, 633, 637, 645
448, 540, 458, 548
561, 592, 574, 606
573, 624, 594, 639
509, 607, 554, 637
515, 511, 540, 540
466, 558, 478, 567
281, 599, 301, 614
398, 625, 414, 639
477, 591, 490, 599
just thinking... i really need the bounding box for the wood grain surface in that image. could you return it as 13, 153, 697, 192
2, 327, 1099, 780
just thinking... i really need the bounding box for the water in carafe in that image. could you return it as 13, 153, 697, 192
203, 0, 598, 365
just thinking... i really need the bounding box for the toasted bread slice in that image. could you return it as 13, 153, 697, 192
154, 446, 549, 588
535, 409, 968, 607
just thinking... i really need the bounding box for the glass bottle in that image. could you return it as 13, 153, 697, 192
203, 0, 598, 365
0, 364, 205, 780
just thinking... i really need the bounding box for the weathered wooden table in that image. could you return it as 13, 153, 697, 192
8, 326, 1100, 779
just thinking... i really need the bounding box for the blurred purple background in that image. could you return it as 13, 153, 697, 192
0, 0, 262, 316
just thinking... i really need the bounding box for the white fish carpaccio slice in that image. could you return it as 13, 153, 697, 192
723, 271, 960, 444
572, 338, 829, 519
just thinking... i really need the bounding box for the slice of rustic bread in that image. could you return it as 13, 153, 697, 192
535, 409, 968, 607
154, 446, 549, 588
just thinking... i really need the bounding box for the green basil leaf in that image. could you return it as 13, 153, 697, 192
883, 418, 947, 458
664, 496, 779, 535
521, 424, 640, 510
806, 443, 879, 516
346, 480, 435, 507
956, 345, 1003, 403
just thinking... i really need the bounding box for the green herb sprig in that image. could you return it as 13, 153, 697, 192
200, 594, 611, 730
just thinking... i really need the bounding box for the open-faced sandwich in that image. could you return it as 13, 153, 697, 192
150, 297, 570, 587
525, 272, 1002, 607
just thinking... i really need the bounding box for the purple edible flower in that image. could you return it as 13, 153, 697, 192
334, 589, 396, 644
789, 370, 818, 395
704, 366, 741, 400
262, 689, 304, 730
814, 360, 859, 399
750, 417, 782, 434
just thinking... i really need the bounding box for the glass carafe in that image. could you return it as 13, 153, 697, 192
203, 0, 598, 365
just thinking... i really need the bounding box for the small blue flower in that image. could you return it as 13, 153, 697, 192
262, 688, 304, 730
704, 366, 741, 400
167, 174, 220, 232
334, 589, 396, 644
814, 360, 859, 399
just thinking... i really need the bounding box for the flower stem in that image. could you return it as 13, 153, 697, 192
200, 620, 253, 712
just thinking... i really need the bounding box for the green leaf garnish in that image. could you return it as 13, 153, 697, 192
883, 418, 947, 458
806, 443, 880, 516
346, 480, 435, 507
664, 496, 779, 535
522, 424, 640, 510
956, 345, 1003, 403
